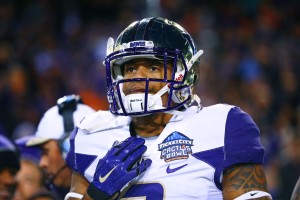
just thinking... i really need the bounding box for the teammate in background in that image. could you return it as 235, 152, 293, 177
65, 17, 272, 199
291, 177, 300, 200
0, 134, 20, 200
26, 95, 95, 199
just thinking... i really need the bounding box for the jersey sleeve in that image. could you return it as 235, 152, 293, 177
192, 105, 266, 190
223, 106, 265, 169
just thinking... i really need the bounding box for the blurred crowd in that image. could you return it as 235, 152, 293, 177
0, 0, 299, 199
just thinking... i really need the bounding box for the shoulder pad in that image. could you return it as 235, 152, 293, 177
203, 103, 236, 112
77, 110, 129, 133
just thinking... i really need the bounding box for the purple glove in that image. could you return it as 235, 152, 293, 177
87, 137, 152, 199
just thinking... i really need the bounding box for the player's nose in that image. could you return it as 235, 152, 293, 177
133, 66, 148, 78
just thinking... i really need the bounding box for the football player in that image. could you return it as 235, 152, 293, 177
65, 17, 272, 200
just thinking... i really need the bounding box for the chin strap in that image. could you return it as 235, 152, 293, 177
165, 94, 202, 116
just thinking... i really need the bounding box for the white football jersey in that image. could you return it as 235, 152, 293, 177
66, 104, 265, 199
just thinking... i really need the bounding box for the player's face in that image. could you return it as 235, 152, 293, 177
122, 59, 173, 96
39, 140, 66, 187
0, 168, 18, 200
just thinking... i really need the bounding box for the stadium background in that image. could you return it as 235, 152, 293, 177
0, 0, 299, 199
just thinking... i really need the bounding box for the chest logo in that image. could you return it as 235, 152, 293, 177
158, 132, 193, 162
166, 164, 188, 174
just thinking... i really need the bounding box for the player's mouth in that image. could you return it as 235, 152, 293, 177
124, 87, 145, 95
124, 86, 156, 95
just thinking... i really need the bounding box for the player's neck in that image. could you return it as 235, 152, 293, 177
131, 113, 173, 137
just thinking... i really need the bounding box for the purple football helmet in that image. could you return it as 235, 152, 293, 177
104, 17, 203, 116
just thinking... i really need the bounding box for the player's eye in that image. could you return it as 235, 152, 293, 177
125, 65, 136, 73
148, 65, 160, 72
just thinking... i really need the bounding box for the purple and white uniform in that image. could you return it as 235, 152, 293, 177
66, 104, 265, 199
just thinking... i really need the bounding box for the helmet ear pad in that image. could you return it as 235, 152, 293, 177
170, 85, 193, 104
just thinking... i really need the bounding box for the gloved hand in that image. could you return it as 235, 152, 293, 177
87, 137, 152, 200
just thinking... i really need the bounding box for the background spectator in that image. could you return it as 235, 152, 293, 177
0, 134, 20, 200
12, 159, 47, 200
12, 135, 47, 200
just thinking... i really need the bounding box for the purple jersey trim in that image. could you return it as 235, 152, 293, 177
192, 147, 224, 190
192, 106, 265, 190
66, 127, 97, 175
74, 153, 97, 175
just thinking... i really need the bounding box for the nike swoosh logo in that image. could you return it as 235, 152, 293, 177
166, 164, 188, 174
99, 166, 118, 183
250, 192, 258, 196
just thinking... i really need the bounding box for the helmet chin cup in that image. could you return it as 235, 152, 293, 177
124, 94, 144, 113
124, 93, 163, 114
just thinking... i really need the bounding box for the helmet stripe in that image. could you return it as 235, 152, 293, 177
130, 21, 140, 41
144, 17, 156, 40
134, 17, 151, 41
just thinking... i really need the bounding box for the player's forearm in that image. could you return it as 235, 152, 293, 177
222, 164, 272, 200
